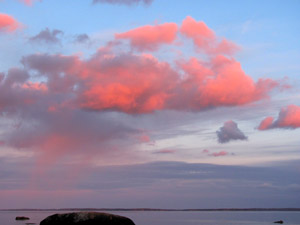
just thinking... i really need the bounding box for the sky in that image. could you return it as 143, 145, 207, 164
0, 0, 299, 209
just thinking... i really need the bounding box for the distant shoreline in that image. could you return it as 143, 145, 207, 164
1, 208, 300, 212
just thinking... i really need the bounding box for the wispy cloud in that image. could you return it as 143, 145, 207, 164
202, 149, 233, 157
154, 149, 176, 154
29, 28, 63, 44
18, 0, 42, 6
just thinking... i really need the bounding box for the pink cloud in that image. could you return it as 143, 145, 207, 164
21, 81, 48, 92
138, 134, 155, 145
213, 39, 240, 55
211, 151, 229, 157
202, 149, 209, 153
0, 13, 21, 33
180, 16, 214, 46
202, 149, 231, 157
86, 54, 276, 113
177, 55, 278, 110
0, 17, 283, 166
18, 0, 40, 6
116, 17, 239, 54
116, 22, 178, 51
258, 105, 300, 130
258, 116, 274, 130
154, 149, 176, 154
180, 16, 239, 55
139, 134, 151, 143
19, 45, 279, 115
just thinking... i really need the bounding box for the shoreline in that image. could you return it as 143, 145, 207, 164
1, 208, 300, 212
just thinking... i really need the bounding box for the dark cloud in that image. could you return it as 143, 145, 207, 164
92, 0, 153, 6
29, 28, 63, 44
21, 53, 78, 75
0, 68, 33, 115
0, 55, 143, 166
74, 34, 90, 43
216, 120, 248, 143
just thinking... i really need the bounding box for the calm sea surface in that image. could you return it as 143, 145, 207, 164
1, 210, 299, 225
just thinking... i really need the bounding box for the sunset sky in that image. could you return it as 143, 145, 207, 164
0, 0, 300, 209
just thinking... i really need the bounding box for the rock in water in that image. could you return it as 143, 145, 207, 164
16, 216, 30, 220
40, 212, 135, 225
274, 220, 284, 224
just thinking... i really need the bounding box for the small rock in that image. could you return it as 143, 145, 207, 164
16, 216, 30, 220
40, 212, 135, 225
274, 220, 284, 224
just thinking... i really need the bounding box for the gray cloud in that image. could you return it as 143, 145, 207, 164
0, 54, 144, 165
29, 28, 63, 44
74, 34, 90, 43
216, 120, 248, 143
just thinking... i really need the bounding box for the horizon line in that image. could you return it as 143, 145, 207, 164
1, 207, 300, 212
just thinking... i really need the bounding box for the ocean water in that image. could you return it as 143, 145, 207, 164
1, 210, 299, 225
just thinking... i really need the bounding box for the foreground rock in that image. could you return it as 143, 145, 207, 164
40, 212, 135, 225
274, 220, 284, 224
16, 216, 30, 220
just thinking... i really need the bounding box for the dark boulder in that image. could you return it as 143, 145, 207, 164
274, 220, 284, 224
40, 212, 135, 225
16, 216, 30, 220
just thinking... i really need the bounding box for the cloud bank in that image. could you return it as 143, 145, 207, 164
18, 50, 278, 114
1, 160, 299, 208
0, 17, 282, 166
